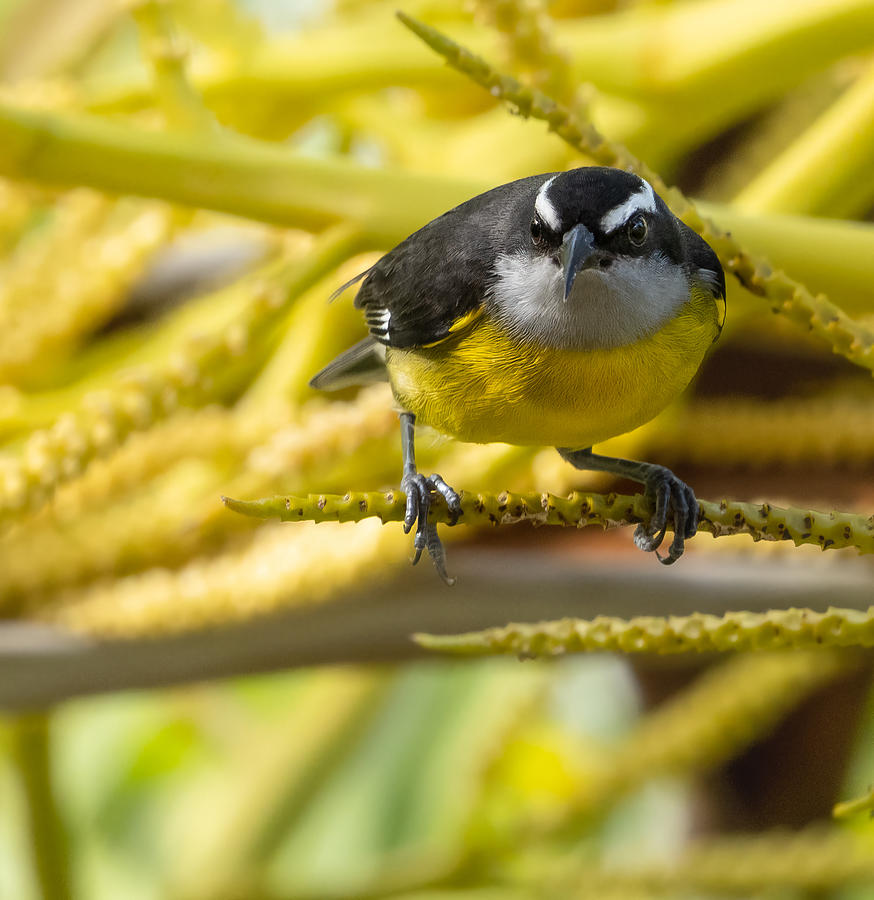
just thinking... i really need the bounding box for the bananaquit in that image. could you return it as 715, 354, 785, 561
311, 167, 726, 582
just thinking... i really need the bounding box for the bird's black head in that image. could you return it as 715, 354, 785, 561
488, 166, 725, 350
527, 167, 723, 301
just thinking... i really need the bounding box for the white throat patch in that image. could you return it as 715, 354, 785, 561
488, 249, 688, 350
600, 180, 657, 233
534, 176, 560, 231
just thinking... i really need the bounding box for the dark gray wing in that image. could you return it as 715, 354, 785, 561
677, 220, 726, 339
678, 221, 725, 299
308, 337, 387, 391
355, 174, 551, 348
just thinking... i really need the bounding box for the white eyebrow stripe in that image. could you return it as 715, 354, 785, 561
599, 181, 657, 233
534, 175, 560, 231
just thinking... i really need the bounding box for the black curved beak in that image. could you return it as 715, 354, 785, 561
561, 223, 596, 300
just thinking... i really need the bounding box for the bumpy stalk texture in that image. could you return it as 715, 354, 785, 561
4, 4, 874, 900
223, 489, 874, 555
398, 13, 874, 375
0, 226, 359, 523
416, 607, 874, 656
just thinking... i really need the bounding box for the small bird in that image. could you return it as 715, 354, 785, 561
311, 167, 725, 582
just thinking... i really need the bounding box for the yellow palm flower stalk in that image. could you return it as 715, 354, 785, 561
417, 606, 874, 656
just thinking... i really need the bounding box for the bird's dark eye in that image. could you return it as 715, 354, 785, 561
530, 217, 545, 246
627, 215, 648, 246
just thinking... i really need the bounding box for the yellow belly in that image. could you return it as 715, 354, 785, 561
385, 290, 719, 448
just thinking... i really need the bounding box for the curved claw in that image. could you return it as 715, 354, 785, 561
400, 471, 460, 582
633, 478, 670, 553
638, 467, 698, 565
558, 448, 698, 565
426, 522, 456, 586
402, 473, 431, 565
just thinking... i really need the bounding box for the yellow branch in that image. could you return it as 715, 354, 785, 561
834, 785, 874, 819
0, 389, 398, 612
476, 0, 572, 101
130, 0, 219, 133
416, 606, 874, 656
1, 91, 872, 317
0, 225, 360, 523
398, 14, 874, 374
223, 489, 874, 555
567, 827, 874, 896
37, 516, 405, 636
0, 197, 182, 384
734, 60, 874, 218
0, 101, 481, 242
646, 395, 874, 467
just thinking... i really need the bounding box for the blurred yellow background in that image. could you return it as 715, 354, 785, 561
1, 0, 874, 897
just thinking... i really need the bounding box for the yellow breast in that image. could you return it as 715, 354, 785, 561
386, 289, 719, 448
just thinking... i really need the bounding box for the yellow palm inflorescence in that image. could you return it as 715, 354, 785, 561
1, 3, 874, 899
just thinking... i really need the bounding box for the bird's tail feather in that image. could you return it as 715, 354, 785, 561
309, 337, 388, 391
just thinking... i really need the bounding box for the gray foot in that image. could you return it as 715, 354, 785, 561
401, 472, 461, 584
634, 466, 699, 565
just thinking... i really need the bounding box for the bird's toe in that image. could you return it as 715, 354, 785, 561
401, 472, 455, 582
427, 474, 462, 525
642, 469, 698, 564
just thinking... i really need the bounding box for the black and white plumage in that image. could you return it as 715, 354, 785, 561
353, 175, 539, 348
331, 168, 722, 355
310, 167, 726, 582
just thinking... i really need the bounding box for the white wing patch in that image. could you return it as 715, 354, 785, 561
599, 180, 657, 233
365, 306, 392, 337
534, 176, 560, 231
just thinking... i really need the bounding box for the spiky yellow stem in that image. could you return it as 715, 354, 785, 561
417, 607, 874, 656
397, 13, 874, 375
223, 489, 874, 555
0, 225, 360, 523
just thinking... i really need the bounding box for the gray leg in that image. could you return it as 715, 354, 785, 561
400, 412, 462, 584
557, 447, 698, 565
